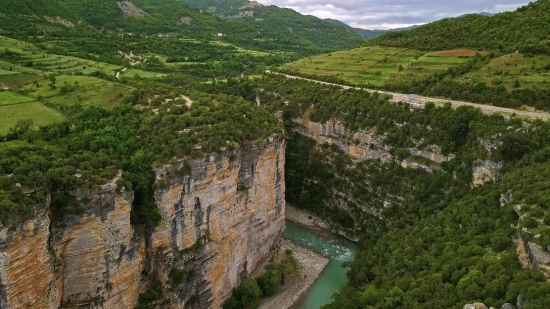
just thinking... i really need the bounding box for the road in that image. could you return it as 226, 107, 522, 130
275, 73, 550, 121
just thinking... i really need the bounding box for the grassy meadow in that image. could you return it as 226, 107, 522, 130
286, 46, 471, 86
460, 53, 550, 89
0, 36, 139, 134
0, 102, 65, 134
286, 46, 550, 92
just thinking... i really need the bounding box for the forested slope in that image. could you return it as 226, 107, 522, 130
0, 0, 362, 55
369, 0, 550, 54
199, 75, 550, 309
182, 0, 248, 14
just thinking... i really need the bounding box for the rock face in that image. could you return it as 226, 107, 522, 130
525, 242, 550, 277
0, 199, 58, 309
473, 159, 502, 187
0, 134, 286, 309
117, 1, 149, 18
293, 117, 454, 172
151, 134, 286, 308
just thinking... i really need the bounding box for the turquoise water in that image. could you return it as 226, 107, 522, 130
284, 221, 357, 309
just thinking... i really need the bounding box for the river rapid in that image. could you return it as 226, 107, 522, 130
284, 221, 357, 309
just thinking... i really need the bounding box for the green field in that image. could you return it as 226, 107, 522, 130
0, 92, 35, 105
121, 69, 167, 79
14, 75, 134, 110
0, 102, 65, 134
286, 46, 473, 86
461, 53, 550, 89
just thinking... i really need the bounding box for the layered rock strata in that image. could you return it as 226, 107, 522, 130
0, 134, 285, 309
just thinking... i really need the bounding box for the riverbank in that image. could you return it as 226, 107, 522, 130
286, 204, 358, 242
259, 238, 330, 309
286, 204, 330, 232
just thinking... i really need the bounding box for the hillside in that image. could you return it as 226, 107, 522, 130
369, 0, 550, 54
182, 0, 365, 51
182, 0, 249, 14
0, 0, 362, 55
284, 0, 550, 111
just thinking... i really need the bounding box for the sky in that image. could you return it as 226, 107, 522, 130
258, 0, 529, 30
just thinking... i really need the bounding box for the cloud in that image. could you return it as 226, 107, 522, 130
257, 0, 529, 29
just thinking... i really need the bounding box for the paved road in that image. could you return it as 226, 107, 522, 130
275, 73, 550, 121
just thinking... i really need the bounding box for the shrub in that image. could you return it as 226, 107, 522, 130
233, 279, 262, 309
257, 271, 279, 297
522, 216, 539, 228
222, 296, 242, 309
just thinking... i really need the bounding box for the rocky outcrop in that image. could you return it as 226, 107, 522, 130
293, 117, 454, 172
0, 134, 286, 309
240, 1, 263, 9
473, 159, 502, 187
222, 11, 254, 19
117, 1, 148, 18
463, 303, 516, 309
525, 242, 550, 277
0, 176, 143, 309
151, 134, 286, 308
0, 199, 58, 309
51, 181, 144, 309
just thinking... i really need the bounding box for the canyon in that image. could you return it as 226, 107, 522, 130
0, 134, 285, 309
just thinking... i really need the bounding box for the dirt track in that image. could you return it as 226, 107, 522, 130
275, 73, 550, 121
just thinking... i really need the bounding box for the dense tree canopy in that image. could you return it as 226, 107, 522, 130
369, 0, 550, 55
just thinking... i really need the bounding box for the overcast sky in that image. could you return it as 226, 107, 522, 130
258, 0, 528, 29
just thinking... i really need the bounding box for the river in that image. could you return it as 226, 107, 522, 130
284, 221, 357, 309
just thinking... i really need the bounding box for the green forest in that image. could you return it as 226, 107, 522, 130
1, 0, 550, 309
201, 75, 550, 308
368, 0, 550, 54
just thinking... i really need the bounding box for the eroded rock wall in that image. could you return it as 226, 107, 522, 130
152, 134, 286, 308
0, 199, 58, 309
293, 117, 454, 172
0, 134, 285, 309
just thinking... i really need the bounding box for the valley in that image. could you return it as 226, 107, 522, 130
1, 1, 550, 309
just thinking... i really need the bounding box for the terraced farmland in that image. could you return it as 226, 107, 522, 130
286, 46, 473, 86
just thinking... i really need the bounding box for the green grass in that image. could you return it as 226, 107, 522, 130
0, 102, 65, 134
18, 75, 133, 110
121, 69, 167, 79
286, 46, 472, 86
0, 91, 35, 105
461, 53, 550, 89
209, 41, 271, 56
287, 46, 550, 92
0, 139, 60, 150
0, 35, 121, 77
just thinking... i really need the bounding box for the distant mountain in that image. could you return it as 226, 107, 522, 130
180, 1, 365, 51
456, 12, 495, 18
324, 19, 418, 39
327, 11, 496, 40
368, 0, 550, 54
182, 0, 249, 14
0, 0, 364, 55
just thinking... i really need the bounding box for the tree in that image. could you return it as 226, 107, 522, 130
398, 64, 404, 72
233, 279, 262, 309
257, 271, 279, 297
498, 133, 535, 161
0, 190, 28, 223
48, 74, 56, 90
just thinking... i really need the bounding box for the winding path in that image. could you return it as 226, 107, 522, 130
275, 73, 550, 121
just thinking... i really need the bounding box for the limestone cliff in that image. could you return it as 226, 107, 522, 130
293, 117, 455, 172
151, 134, 286, 308
0, 134, 285, 309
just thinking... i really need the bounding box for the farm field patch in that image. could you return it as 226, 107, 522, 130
0, 92, 35, 105
0, 102, 65, 134
461, 53, 550, 89
286, 46, 470, 86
